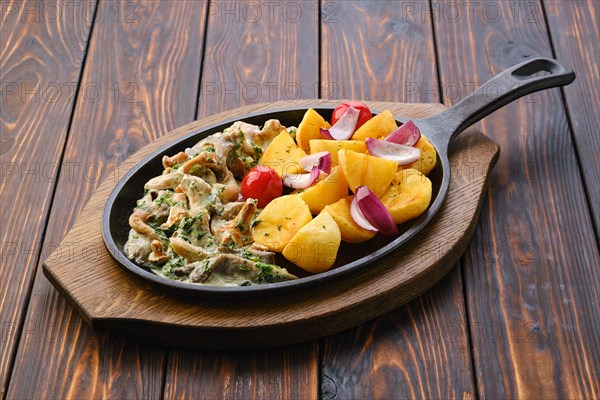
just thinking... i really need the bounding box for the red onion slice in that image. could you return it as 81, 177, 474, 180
366, 138, 420, 165
320, 107, 360, 140
350, 195, 378, 232
300, 151, 332, 174
320, 128, 334, 140
351, 186, 399, 236
386, 120, 421, 147
282, 166, 320, 189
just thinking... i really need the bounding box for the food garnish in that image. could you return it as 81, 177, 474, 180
300, 151, 332, 174
385, 120, 421, 146
350, 186, 399, 236
282, 166, 320, 189
320, 106, 359, 140
349, 194, 378, 232
331, 101, 372, 129
241, 165, 282, 208
365, 138, 421, 165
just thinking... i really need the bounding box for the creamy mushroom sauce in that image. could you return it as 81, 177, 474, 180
123, 120, 298, 286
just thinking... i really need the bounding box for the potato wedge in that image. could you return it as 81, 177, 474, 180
252, 195, 312, 252
380, 169, 432, 224
282, 211, 341, 273
338, 149, 397, 196
352, 109, 397, 141
296, 108, 331, 152
337, 149, 366, 193
399, 135, 437, 176
363, 154, 398, 197
260, 130, 307, 176
295, 165, 349, 214
322, 197, 376, 243
309, 139, 367, 165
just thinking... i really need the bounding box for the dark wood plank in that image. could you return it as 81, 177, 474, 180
163, 1, 319, 398
197, 0, 320, 116
166, 347, 317, 399
321, 268, 475, 399
433, 0, 600, 398
544, 0, 600, 235
320, 2, 475, 398
321, 0, 439, 103
6, 1, 208, 398
0, 0, 96, 396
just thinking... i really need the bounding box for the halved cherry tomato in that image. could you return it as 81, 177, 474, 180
331, 101, 372, 129
241, 165, 283, 208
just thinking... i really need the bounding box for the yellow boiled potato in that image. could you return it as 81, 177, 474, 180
338, 149, 397, 196
296, 166, 349, 214
363, 154, 398, 197
309, 139, 367, 165
380, 169, 432, 224
322, 197, 376, 243
338, 149, 366, 193
296, 108, 331, 152
260, 130, 307, 176
399, 135, 437, 176
282, 211, 341, 273
252, 195, 312, 252
352, 109, 398, 141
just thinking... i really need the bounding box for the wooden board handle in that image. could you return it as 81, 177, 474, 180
43, 101, 500, 350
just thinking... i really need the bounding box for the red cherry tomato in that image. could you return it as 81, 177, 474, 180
241, 166, 283, 208
331, 101, 372, 129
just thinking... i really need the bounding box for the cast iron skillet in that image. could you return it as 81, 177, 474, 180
102, 57, 574, 298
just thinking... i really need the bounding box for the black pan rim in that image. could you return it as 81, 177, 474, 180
102, 104, 450, 298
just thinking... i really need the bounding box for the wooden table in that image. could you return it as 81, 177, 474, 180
1, 1, 598, 398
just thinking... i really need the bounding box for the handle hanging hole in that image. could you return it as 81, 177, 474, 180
512, 58, 561, 80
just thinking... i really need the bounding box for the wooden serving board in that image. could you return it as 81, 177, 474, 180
43, 101, 499, 350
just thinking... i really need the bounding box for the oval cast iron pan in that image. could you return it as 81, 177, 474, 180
102, 57, 575, 298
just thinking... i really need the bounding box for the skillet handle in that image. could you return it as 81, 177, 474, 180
424, 57, 575, 147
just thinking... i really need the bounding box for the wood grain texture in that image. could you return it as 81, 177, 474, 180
197, 0, 319, 117
165, 347, 317, 400
166, 3, 320, 398
0, 0, 95, 396
6, 1, 208, 399
544, 0, 600, 235
321, 2, 475, 398
321, 0, 439, 103
40, 100, 498, 352
433, 0, 600, 398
